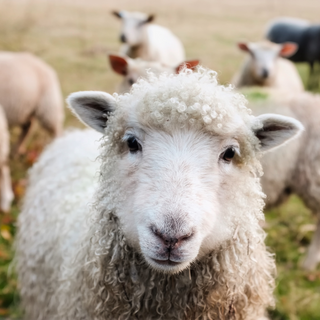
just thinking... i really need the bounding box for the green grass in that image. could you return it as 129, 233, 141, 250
265, 196, 320, 319
0, 0, 320, 318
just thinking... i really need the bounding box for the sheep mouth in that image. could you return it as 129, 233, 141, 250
151, 258, 182, 266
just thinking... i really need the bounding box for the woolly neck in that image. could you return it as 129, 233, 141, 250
76, 212, 274, 320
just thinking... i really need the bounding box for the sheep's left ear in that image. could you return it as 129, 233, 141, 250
237, 42, 250, 52
279, 42, 298, 57
109, 55, 128, 76
176, 60, 200, 73
144, 14, 155, 24
112, 11, 122, 19
67, 91, 116, 134
253, 114, 304, 152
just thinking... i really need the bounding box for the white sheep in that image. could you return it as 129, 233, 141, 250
0, 52, 64, 154
108, 54, 199, 93
112, 11, 185, 67
232, 40, 304, 92
16, 68, 303, 320
243, 88, 320, 270
0, 104, 14, 212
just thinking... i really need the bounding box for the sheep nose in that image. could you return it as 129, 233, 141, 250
151, 227, 193, 249
120, 34, 126, 43
261, 68, 269, 79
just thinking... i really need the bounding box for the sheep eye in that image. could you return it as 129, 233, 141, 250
222, 147, 235, 162
127, 136, 141, 153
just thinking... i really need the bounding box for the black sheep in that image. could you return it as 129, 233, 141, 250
266, 18, 320, 89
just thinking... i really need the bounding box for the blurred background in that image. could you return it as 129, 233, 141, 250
0, 0, 320, 319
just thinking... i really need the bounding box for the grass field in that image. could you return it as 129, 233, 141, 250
0, 0, 320, 318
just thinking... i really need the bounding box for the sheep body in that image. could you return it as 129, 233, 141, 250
243, 88, 320, 269
114, 11, 185, 67
17, 128, 101, 318
0, 52, 64, 151
0, 104, 13, 212
233, 41, 304, 92
17, 69, 303, 319
234, 56, 303, 91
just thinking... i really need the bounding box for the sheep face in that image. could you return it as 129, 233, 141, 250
68, 69, 303, 273
112, 11, 154, 46
238, 41, 298, 84
116, 128, 244, 273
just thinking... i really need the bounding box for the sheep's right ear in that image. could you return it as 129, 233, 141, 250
112, 11, 122, 19
67, 91, 116, 133
145, 14, 155, 23
109, 55, 128, 76
176, 60, 200, 73
280, 42, 298, 58
237, 42, 250, 52
253, 114, 304, 152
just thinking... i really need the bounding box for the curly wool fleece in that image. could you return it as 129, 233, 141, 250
18, 68, 275, 320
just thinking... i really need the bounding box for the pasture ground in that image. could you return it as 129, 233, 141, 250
0, 0, 320, 318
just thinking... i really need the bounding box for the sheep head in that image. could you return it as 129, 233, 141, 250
68, 68, 303, 274
112, 10, 154, 46
108, 54, 199, 93
238, 40, 298, 84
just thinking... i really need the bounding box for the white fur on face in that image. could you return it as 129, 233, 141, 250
114, 127, 244, 273
249, 43, 280, 83
119, 11, 149, 46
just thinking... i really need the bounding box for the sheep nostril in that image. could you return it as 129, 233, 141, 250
151, 226, 194, 248
120, 34, 126, 43
180, 232, 193, 241
261, 68, 269, 79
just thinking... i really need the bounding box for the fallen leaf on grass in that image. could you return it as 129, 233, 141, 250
306, 271, 320, 282
0, 215, 14, 225
300, 224, 316, 233
13, 178, 27, 198
0, 225, 12, 241
0, 250, 9, 259
0, 308, 9, 315
26, 149, 40, 165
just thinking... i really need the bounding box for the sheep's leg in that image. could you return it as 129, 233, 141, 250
316, 62, 320, 90
308, 61, 320, 90
0, 164, 14, 213
307, 62, 315, 90
14, 118, 34, 155
302, 215, 320, 270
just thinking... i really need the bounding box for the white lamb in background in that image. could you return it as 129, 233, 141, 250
0, 105, 14, 212
112, 10, 185, 67
242, 88, 320, 270
0, 52, 64, 154
16, 68, 303, 320
232, 40, 304, 92
108, 54, 199, 93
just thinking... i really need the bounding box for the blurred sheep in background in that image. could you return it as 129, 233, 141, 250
244, 88, 320, 270
0, 52, 64, 154
0, 105, 14, 212
266, 17, 320, 89
232, 40, 304, 92
108, 54, 199, 93
112, 10, 185, 67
